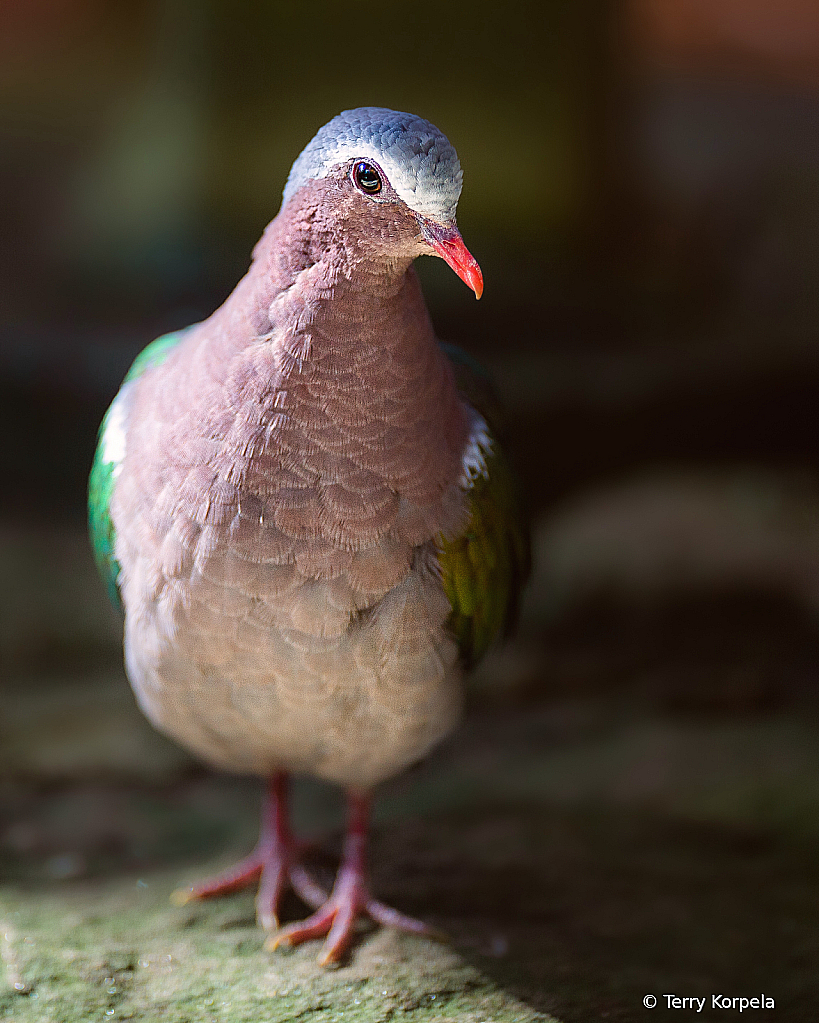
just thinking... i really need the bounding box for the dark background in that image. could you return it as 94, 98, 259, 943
4, 1, 819, 526
2, 2, 819, 1021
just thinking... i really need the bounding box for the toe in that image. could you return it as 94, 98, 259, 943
366, 898, 448, 942
266, 903, 337, 950
288, 863, 329, 910
172, 854, 264, 904
318, 901, 358, 965
256, 859, 288, 930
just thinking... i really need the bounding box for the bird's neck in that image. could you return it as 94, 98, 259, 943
213, 194, 431, 357
204, 196, 468, 500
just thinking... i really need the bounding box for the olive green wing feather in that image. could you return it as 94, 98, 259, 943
438, 344, 530, 668
87, 328, 190, 609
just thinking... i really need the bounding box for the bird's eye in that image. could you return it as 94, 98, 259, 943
353, 162, 382, 195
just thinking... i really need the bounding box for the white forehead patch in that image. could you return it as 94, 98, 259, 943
282, 107, 464, 222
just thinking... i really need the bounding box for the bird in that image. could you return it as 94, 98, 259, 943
88, 107, 529, 964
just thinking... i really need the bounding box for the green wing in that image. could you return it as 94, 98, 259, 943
438, 344, 530, 668
87, 328, 190, 609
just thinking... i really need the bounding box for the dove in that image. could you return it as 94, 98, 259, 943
88, 107, 528, 963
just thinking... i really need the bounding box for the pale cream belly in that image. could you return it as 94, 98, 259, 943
122, 561, 463, 789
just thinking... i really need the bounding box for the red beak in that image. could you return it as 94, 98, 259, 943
419, 219, 483, 299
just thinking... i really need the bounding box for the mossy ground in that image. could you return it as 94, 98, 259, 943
1, 869, 540, 1023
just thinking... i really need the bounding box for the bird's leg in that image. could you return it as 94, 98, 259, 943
268, 789, 445, 965
171, 771, 327, 929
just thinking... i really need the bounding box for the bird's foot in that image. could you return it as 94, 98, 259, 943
170, 773, 327, 930
267, 789, 446, 965
171, 838, 327, 930
267, 861, 445, 965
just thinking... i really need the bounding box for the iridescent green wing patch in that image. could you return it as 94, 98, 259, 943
87, 328, 190, 609
438, 345, 530, 668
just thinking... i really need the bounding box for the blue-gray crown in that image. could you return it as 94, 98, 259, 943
282, 107, 464, 223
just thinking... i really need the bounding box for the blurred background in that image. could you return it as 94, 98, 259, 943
2, 1, 819, 1020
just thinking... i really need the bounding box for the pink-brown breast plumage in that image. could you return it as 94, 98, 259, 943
111, 187, 472, 788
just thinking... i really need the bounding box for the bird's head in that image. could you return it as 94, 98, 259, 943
282, 107, 483, 299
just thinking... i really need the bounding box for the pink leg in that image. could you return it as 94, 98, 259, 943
268, 790, 446, 965
171, 772, 326, 929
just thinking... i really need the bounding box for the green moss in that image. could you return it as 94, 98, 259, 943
0, 871, 552, 1022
